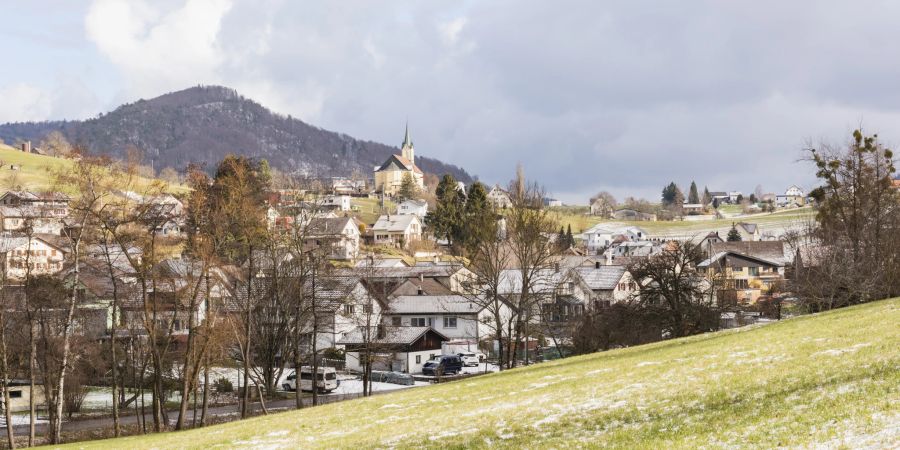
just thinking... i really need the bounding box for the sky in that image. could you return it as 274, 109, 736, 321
3, 1, 900, 203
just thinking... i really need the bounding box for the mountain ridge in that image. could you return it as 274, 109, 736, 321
0, 85, 472, 182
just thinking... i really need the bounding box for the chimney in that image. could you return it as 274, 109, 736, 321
419, 274, 424, 283
606, 252, 613, 265
595, 261, 601, 269
417, 288, 424, 296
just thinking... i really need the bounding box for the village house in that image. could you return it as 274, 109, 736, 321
0, 234, 67, 279
380, 294, 502, 343
0, 191, 70, 234
373, 125, 425, 196
543, 197, 562, 207
582, 224, 647, 254
329, 177, 367, 195
570, 264, 636, 308
320, 195, 352, 212
776, 185, 805, 207
338, 326, 448, 374
589, 197, 614, 217
1, 380, 45, 413
303, 216, 361, 260
371, 214, 422, 248
698, 251, 783, 304
396, 199, 428, 217
734, 222, 760, 241
682, 203, 705, 215
487, 184, 512, 209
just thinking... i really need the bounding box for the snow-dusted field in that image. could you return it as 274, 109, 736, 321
52, 298, 900, 449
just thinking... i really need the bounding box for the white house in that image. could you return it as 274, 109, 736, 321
728, 191, 743, 203
487, 184, 511, 209
304, 216, 361, 260
0, 191, 70, 234
776, 185, 806, 207
397, 199, 428, 218
321, 195, 352, 212
372, 214, 422, 248
0, 234, 67, 279
338, 326, 448, 374
381, 295, 500, 342
570, 265, 636, 308
582, 224, 647, 254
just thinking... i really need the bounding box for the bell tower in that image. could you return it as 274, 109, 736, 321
400, 122, 414, 164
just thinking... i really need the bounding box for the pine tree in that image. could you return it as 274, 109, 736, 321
557, 226, 568, 249
462, 182, 493, 252
426, 174, 465, 247
566, 224, 575, 248
688, 181, 700, 204
702, 186, 711, 205
398, 172, 418, 200
727, 223, 742, 241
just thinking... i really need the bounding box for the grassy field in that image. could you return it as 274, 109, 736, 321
63, 298, 900, 449
0, 145, 187, 194
553, 206, 816, 238
351, 197, 397, 225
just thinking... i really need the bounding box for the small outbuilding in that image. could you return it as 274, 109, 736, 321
338, 326, 448, 374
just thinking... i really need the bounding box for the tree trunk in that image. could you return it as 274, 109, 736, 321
0, 313, 16, 449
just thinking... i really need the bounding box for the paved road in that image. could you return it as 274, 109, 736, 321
2, 392, 370, 437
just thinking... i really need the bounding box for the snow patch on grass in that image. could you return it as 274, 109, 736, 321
813, 343, 871, 357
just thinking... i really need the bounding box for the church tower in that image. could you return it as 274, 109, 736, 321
400, 122, 414, 164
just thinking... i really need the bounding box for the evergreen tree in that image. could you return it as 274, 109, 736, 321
702, 186, 711, 205
566, 224, 575, 248
688, 181, 700, 204
426, 174, 465, 247
727, 223, 742, 241
398, 172, 419, 200
557, 226, 568, 250
462, 182, 493, 252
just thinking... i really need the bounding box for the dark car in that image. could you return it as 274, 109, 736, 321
421, 355, 463, 376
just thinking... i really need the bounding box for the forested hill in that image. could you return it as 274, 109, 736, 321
0, 85, 472, 181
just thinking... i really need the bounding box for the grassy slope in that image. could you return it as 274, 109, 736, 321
554, 207, 815, 237
65, 298, 900, 449
351, 197, 397, 225
0, 146, 187, 194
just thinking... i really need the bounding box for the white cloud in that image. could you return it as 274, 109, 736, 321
0, 84, 51, 123
85, 0, 232, 97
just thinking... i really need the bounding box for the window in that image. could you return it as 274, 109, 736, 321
8, 390, 22, 399
748, 267, 759, 276
415, 355, 421, 364
443, 316, 457, 328
343, 304, 356, 315
392, 317, 402, 326
411, 317, 426, 327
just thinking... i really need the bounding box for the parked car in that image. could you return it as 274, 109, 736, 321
457, 351, 485, 367
282, 366, 339, 393
422, 355, 463, 376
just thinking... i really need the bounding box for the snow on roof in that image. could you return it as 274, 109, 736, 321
337, 326, 447, 345
572, 266, 627, 290
373, 214, 419, 232
388, 295, 481, 314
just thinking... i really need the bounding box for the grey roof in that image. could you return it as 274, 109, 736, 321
737, 222, 758, 234
337, 326, 447, 345
0, 235, 28, 253
305, 216, 355, 236
572, 266, 627, 290
372, 214, 419, 232
497, 268, 565, 295
339, 265, 463, 279
698, 251, 781, 268
709, 241, 788, 266
388, 295, 482, 314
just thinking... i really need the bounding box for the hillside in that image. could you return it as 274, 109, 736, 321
0, 86, 472, 182
66, 298, 900, 449
0, 145, 186, 194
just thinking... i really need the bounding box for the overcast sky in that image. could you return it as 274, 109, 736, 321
3, 1, 900, 202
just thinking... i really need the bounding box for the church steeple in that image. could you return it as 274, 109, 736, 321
401, 122, 414, 164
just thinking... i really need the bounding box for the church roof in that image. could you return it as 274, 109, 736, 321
375, 154, 423, 174
402, 122, 413, 149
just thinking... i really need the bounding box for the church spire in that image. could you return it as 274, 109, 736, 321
401, 121, 414, 164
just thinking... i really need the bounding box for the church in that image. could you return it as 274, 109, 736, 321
374, 124, 425, 196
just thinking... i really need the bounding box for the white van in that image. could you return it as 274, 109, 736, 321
282, 366, 339, 393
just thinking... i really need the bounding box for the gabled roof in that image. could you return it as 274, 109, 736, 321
375, 154, 423, 174
305, 216, 357, 236
698, 251, 781, 268
388, 295, 481, 314
399, 199, 428, 208
709, 241, 788, 266
497, 268, 566, 295
572, 266, 627, 290
0, 191, 70, 203
737, 222, 758, 234
337, 326, 447, 345
373, 214, 420, 232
